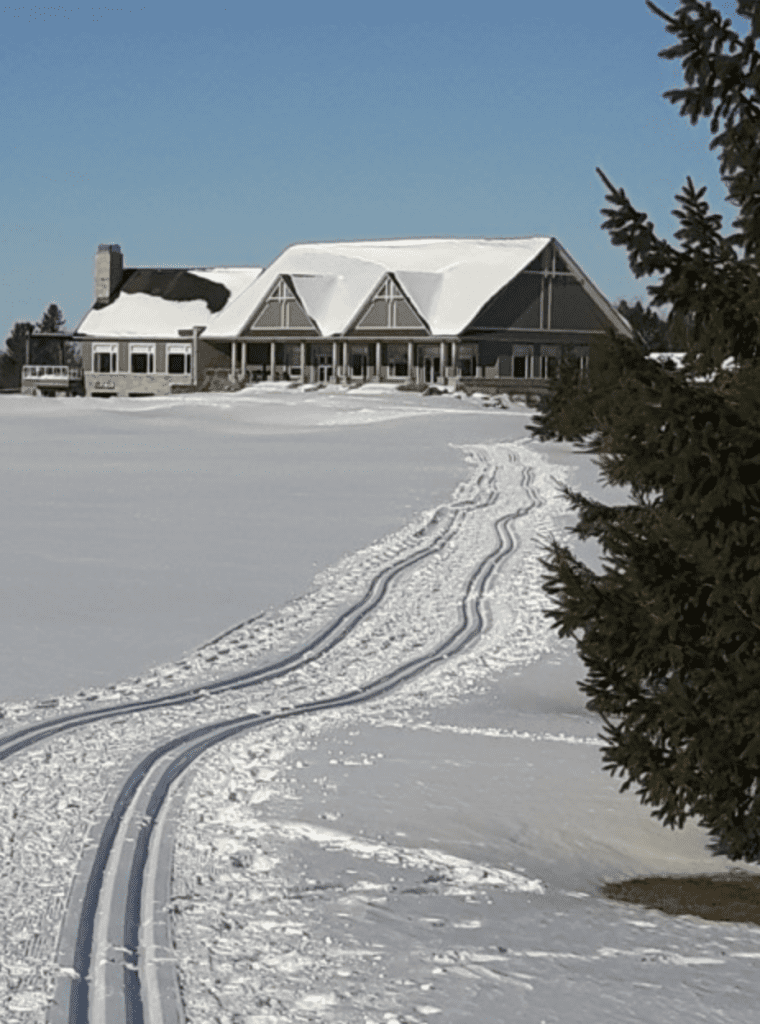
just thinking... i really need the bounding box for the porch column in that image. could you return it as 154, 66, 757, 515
332, 341, 338, 382
375, 341, 382, 382
300, 341, 307, 383
191, 326, 199, 387
269, 341, 276, 381
342, 341, 349, 381
439, 340, 447, 383
451, 340, 459, 378
230, 340, 236, 380
407, 341, 414, 383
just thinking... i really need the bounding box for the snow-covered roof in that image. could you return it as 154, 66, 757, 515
76, 267, 263, 338
74, 238, 631, 341
209, 237, 552, 338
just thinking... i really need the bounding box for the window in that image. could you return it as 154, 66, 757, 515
386, 344, 408, 377
281, 344, 301, 376
550, 277, 604, 331
457, 345, 476, 377
129, 344, 155, 374
539, 346, 560, 379
93, 345, 118, 373
512, 346, 533, 378
540, 355, 558, 378
250, 279, 312, 330
355, 277, 425, 330
349, 346, 369, 377
167, 344, 192, 375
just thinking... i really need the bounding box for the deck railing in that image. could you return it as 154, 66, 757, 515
22, 365, 83, 380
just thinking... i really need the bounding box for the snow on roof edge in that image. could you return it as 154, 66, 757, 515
72, 237, 627, 340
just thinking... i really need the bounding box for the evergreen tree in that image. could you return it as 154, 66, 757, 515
35, 303, 70, 364
527, 329, 629, 444
37, 303, 65, 334
0, 322, 33, 389
616, 299, 670, 351
535, 0, 760, 861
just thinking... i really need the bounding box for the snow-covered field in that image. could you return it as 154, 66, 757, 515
1, 383, 759, 1024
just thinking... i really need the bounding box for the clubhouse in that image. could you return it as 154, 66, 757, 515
68, 237, 632, 397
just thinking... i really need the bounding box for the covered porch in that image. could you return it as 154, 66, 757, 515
227, 340, 481, 386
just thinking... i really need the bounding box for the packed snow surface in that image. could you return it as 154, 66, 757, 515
1, 383, 758, 1024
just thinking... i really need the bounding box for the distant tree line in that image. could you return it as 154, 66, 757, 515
614, 299, 694, 353
0, 304, 80, 390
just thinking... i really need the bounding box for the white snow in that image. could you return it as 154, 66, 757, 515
73, 237, 633, 342
1, 383, 759, 1024
209, 237, 551, 338
76, 290, 218, 337
0, 387, 521, 700
76, 265, 262, 337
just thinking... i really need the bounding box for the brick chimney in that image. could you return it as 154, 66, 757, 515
94, 244, 123, 304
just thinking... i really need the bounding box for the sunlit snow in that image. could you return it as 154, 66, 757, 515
1, 384, 759, 1024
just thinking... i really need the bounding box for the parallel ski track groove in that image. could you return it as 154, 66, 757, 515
0, 456, 496, 763
63, 453, 542, 1024
26, 445, 544, 1024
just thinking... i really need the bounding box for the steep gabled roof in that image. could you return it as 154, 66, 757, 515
75, 267, 263, 338
73, 238, 633, 341
217, 237, 553, 338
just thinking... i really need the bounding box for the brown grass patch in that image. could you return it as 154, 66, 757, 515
601, 872, 760, 925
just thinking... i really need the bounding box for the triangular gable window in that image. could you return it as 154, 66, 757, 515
248, 278, 315, 331
354, 277, 426, 331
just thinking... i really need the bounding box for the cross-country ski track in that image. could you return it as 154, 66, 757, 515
0, 442, 552, 1024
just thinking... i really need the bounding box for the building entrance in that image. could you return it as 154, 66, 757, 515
424, 357, 440, 383
351, 353, 368, 378
316, 354, 332, 382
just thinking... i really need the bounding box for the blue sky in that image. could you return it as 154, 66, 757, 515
0, 0, 743, 340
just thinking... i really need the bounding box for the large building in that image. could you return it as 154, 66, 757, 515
72, 238, 632, 398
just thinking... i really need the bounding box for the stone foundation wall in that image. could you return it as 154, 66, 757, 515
84, 373, 191, 397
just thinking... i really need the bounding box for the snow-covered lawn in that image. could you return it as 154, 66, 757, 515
0, 384, 521, 702
1, 383, 759, 1024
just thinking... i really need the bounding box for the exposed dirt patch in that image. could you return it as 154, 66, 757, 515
602, 872, 760, 925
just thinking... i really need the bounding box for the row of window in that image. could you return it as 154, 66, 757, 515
248, 276, 428, 333
509, 354, 588, 379
277, 357, 476, 379
89, 343, 586, 379
92, 344, 192, 375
